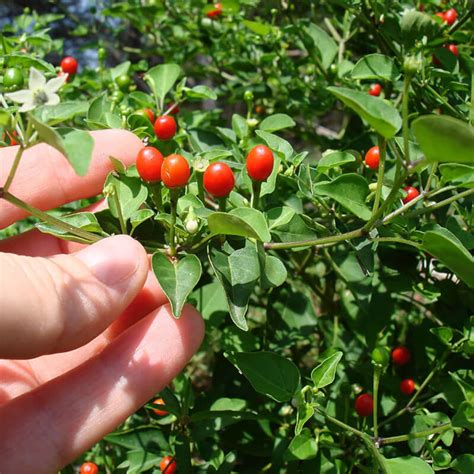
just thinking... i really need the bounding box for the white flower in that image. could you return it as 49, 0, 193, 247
5, 67, 67, 112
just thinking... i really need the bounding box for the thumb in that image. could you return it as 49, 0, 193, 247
0, 235, 149, 359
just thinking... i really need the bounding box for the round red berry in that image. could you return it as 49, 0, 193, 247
80, 462, 99, 474
207, 2, 223, 18
166, 103, 180, 115
203, 162, 235, 198
136, 147, 164, 183
60, 56, 78, 75
246, 145, 274, 181
160, 455, 177, 474
391, 346, 411, 366
3, 130, 18, 146
445, 44, 459, 56
152, 398, 168, 416
364, 146, 380, 170
144, 108, 155, 122
355, 393, 373, 417
402, 186, 420, 204
161, 154, 190, 188
368, 83, 382, 97
444, 8, 457, 25
400, 378, 415, 395
154, 115, 177, 141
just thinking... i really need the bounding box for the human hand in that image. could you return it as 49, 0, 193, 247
0, 130, 204, 473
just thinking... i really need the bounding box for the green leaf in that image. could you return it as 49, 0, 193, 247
328, 86, 402, 138
385, 456, 434, 474
295, 402, 314, 436
3, 54, 56, 74
221, 326, 260, 353
422, 227, 474, 288
34, 102, 88, 125
110, 61, 131, 81
452, 401, 474, 431
260, 156, 281, 197
191, 281, 228, 322
286, 428, 318, 460
255, 130, 293, 161
207, 208, 270, 242
270, 213, 319, 247
56, 128, 94, 176
229, 208, 271, 242
311, 351, 343, 389
351, 54, 400, 81
439, 164, 474, 188
430, 327, 454, 346
317, 150, 356, 174
267, 207, 296, 230
130, 209, 154, 234
104, 174, 148, 222
145, 63, 181, 105
412, 116, 474, 164
207, 212, 260, 241
304, 23, 337, 70
152, 253, 202, 318
232, 114, 248, 140
36, 212, 103, 243
449, 372, 474, 403
208, 245, 261, 331
121, 449, 161, 474
243, 19, 273, 36
30, 116, 94, 176
451, 454, 474, 474
400, 11, 439, 48
261, 255, 287, 289
184, 85, 217, 100
314, 173, 371, 220
87, 93, 112, 124
259, 114, 296, 133
226, 351, 300, 402
0, 110, 11, 127
104, 427, 167, 451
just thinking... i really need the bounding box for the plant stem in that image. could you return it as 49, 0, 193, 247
402, 73, 411, 166
372, 237, 422, 249
0, 190, 102, 243
373, 366, 382, 439
404, 188, 474, 219
422, 83, 464, 119
424, 163, 438, 193
3, 116, 33, 193
2, 145, 25, 193
372, 135, 386, 215
218, 197, 227, 212
363, 154, 406, 231
381, 424, 451, 445
168, 188, 179, 256
314, 407, 365, 438
381, 194, 423, 225
361, 434, 390, 474
264, 228, 364, 251
251, 180, 262, 209
111, 185, 127, 234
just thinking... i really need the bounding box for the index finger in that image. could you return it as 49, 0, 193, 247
0, 129, 143, 229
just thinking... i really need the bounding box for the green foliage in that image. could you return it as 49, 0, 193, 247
1, 0, 473, 472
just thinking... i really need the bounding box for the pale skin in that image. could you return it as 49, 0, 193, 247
0, 130, 204, 473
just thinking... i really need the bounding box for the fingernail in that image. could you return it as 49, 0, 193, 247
77, 235, 144, 286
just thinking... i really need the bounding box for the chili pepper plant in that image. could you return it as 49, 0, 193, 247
0, 1, 473, 473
